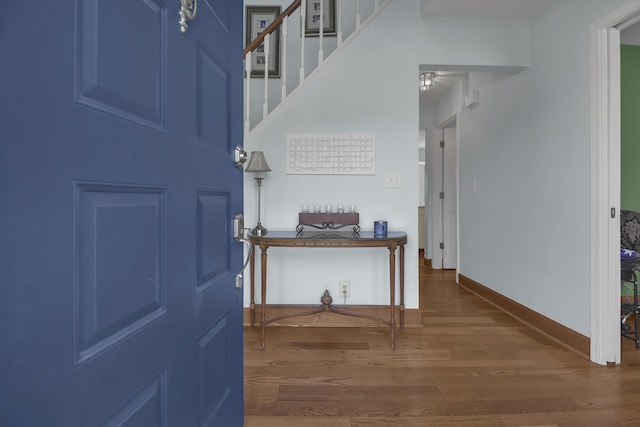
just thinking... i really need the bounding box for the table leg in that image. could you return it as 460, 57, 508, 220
399, 244, 405, 329
260, 245, 268, 350
249, 244, 256, 327
389, 244, 396, 350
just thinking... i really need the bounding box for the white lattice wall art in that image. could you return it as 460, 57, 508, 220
285, 133, 375, 175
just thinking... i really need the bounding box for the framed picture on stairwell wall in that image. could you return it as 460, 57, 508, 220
305, 0, 336, 37
246, 6, 281, 78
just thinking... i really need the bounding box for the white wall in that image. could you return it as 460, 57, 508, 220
244, 5, 420, 307
244, 0, 540, 311
452, 0, 629, 336
245, 0, 378, 130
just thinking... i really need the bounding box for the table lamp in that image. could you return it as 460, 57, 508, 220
245, 151, 271, 236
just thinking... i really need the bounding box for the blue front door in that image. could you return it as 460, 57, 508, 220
0, 1, 244, 425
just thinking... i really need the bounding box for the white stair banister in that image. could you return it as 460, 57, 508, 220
281, 16, 288, 102
318, 0, 324, 65
243, 0, 390, 136
263, 33, 270, 120
300, 0, 306, 83
337, 0, 343, 46
244, 51, 252, 136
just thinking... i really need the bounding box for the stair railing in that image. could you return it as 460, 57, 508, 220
243, 0, 390, 137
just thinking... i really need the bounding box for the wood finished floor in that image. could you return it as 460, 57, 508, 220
244, 261, 640, 426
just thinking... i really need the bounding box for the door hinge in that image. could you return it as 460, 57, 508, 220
611, 207, 616, 218
439, 191, 444, 199
440, 140, 445, 148
439, 242, 444, 249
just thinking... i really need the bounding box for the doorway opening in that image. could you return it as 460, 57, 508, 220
590, 1, 640, 365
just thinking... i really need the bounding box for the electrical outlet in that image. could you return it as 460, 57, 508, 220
339, 281, 350, 298
384, 172, 403, 188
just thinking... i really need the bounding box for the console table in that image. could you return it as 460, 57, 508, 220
247, 230, 407, 349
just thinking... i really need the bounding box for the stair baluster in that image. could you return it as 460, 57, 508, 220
243, 0, 390, 137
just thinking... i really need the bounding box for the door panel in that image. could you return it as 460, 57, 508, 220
75, 183, 167, 365
77, 0, 167, 129
0, 0, 244, 426
442, 128, 458, 269
429, 128, 457, 270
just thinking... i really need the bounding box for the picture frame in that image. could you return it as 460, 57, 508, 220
245, 6, 281, 78
304, 0, 336, 37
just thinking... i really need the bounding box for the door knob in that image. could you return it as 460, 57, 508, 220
234, 145, 248, 168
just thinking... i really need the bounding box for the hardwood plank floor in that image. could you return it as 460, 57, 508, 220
244, 260, 640, 426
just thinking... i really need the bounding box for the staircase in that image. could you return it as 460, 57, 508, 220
244, 0, 390, 137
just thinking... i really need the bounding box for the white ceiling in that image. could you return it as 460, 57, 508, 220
420, 0, 551, 20
419, 0, 551, 107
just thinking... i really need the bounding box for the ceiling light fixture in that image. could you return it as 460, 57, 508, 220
419, 72, 435, 91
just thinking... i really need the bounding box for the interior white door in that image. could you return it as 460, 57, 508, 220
429, 129, 442, 269
442, 128, 458, 269
430, 127, 458, 269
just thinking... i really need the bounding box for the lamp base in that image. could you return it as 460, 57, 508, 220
251, 223, 268, 236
